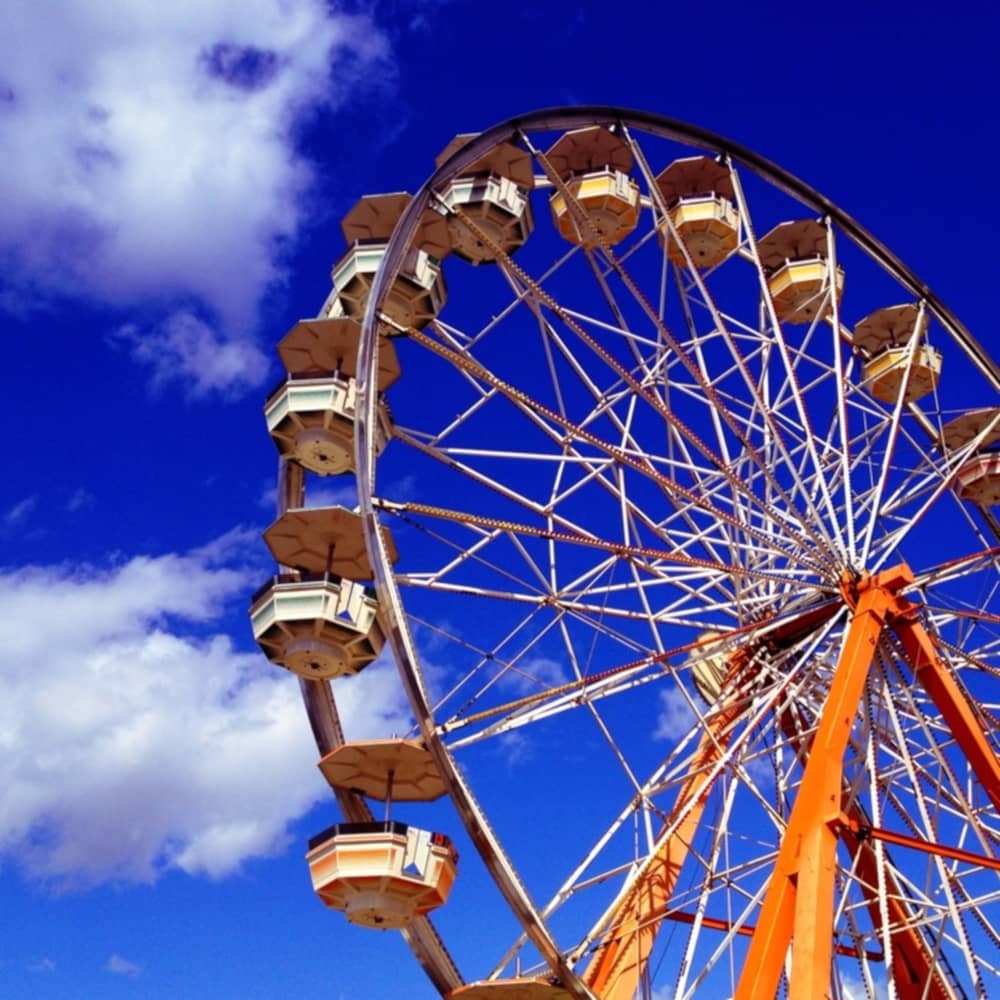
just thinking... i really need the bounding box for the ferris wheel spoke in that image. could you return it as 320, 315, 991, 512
378, 496, 823, 596
880, 643, 1000, 846
873, 657, 999, 988
625, 133, 779, 495
678, 887, 768, 1000
669, 273, 749, 572
580, 244, 662, 380
405, 325, 832, 582
667, 312, 843, 573
537, 284, 830, 569
855, 304, 932, 564
729, 171, 851, 558
443, 620, 775, 751
665, 302, 821, 598
573, 649, 808, 966
855, 695, 922, 997
393, 427, 619, 533
931, 630, 1000, 688
873, 418, 1000, 567
427, 603, 575, 726
388, 430, 756, 618
667, 773, 745, 998
911, 544, 1000, 595
690, 317, 845, 571
386, 508, 751, 637
515, 297, 748, 562
404, 610, 522, 711
442, 651, 689, 749
871, 475, 975, 573
535, 128, 845, 573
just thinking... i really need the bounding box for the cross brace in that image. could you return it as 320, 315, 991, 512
582, 563, 1000, 1000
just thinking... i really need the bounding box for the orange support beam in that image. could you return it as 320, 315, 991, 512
889, 599, 1000, 814
736, 561, 995, 1000
855, 822, 1000, 873
777, 714, 953, 1000
584, 659, 748, 1000
734, 567, 907, 1000
841, 813, 954, 1000
586, 563, 1000, 1000
661, 908, 883, 960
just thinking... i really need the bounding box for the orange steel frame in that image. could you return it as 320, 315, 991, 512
583, 653, 750, 999
777, 718, 953, 999
584, 564, 1000, 1000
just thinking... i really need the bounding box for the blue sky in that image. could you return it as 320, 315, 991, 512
2, 1, 998, 998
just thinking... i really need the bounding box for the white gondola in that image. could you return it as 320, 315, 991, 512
333, 243, 446, 332
546, 126, 640, 247
435, 135, 534, 265
249, 573, 384, 679
757, 219, 844, 325
943, 408, 1000, 505
253, 506, 396, 676
331, 193, 449, 332
855, 304, 941, 404
266, 317, 400, 474
655, 155, 739, 269
307, 821, 458, 928
265, 374, 393, 475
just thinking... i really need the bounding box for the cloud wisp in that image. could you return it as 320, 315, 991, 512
106, 954, 141, 978
653, 683, 697, 742
0, 530, 409, 888
0, 0, 390, 395
3, 496, 36, 527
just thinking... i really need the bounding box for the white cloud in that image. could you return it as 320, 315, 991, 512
503, 654, 568, 695
841, 973, 888, 1000
654, 684, 697, 742
303, 479, 360, 510
27, 958, 56, 974
4, 496, 36, 526
66, 488, 96, 513
497, 730, 534, 766
112, 312, 268, 398
0, 531, 409, 888
0, 0, 391, 394
106, 954, 141, 978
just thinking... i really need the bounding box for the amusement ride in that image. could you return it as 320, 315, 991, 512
249, 108, 1000, 999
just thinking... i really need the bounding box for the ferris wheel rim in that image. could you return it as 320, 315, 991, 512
339, 107, 1000, 997
367, 105, 999, 395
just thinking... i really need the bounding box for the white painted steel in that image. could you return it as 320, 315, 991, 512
315, 109, 1000, 997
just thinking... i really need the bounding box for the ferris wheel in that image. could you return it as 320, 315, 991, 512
250, 107, 1000, 999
